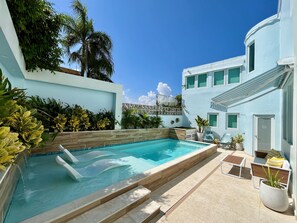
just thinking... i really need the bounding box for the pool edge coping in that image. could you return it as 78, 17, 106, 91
20, 142, 217, 223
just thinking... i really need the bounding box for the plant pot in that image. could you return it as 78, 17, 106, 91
259, 180, 289, 212
235, 143, 243, 150
197, 132, 203, 141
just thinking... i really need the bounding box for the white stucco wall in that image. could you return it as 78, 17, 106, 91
159, 115, 183, 128
244, 15, 280, 79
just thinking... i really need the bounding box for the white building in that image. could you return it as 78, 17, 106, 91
182, 0, 293, 156
183, 0, 297, 214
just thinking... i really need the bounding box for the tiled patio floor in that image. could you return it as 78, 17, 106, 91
152, 149, 295, 223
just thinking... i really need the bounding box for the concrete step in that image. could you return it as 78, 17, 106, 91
114, 199, 161, 223
67, 186, 151, 223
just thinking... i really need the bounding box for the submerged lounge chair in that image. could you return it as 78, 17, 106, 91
58, 145, 115, 164
219, 133, 232, 149
55, 156, 129, 182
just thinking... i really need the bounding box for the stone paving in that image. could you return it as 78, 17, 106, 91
152, 149, 296, 223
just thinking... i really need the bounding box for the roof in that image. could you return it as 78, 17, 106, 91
211, 66, 291, 110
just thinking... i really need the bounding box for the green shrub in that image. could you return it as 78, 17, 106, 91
121, 109, 163, 129
53, 114, 67, 132
28, 96, 115, 132
0, 69, 44, 170
0, 126, 26, 170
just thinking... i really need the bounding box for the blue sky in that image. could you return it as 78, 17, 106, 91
50, 0, 278, 104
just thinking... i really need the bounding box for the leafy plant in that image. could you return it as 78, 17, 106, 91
121, 108, 139, 129
97, 118, 111, 130
7, 0, 63, 72
69, 115, 80, 132
263, 166, 281, 189
53, 114, 67, 132
149, 116, 163, 128
69, 105, 90, 130
3, 106, 44, 148
233, 134, 244, 143
0, 126, 26, 170
0, 69, 44, 170
195, 115, 209, 133
121, 109, 163, 129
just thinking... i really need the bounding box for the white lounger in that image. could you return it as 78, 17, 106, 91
58, 145, 115, 164
55, 156, 129, 182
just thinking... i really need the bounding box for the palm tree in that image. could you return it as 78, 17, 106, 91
62, 0, 113, 80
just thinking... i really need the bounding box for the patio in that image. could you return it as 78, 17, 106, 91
151, 148, 295, 223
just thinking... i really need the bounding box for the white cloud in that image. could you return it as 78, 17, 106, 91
157, 82, 172, 96
138, 91, 156, 105
122, 89, 134, 103
123, 82, 173, 106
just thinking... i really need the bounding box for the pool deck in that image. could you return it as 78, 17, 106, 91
151, 148, 296, 223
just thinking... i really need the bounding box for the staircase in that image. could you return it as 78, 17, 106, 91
67, 186, 160, 223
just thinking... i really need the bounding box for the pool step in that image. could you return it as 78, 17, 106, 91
67, 185, 151, 223
114, 199, 161, 223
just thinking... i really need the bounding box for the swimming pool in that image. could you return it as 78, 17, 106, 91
5, 138, 208, 223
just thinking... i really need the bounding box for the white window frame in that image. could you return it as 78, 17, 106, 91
208, 113, 219, 128
197, 73, 207, 88
226, 113, 239, 130
227, 67, 241, 85
248, 41, 255, 73
213, 70, 225, 87
186, 75, 196, 89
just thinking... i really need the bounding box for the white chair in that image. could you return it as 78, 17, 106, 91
58, 145, 115, 164
55, 156, 129, 182
219, 133, 232, 149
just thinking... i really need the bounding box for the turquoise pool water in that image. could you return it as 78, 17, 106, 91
5, 138, 206, 222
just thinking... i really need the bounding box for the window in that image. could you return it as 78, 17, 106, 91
208, 114, 218, 127
186, 76, 195, 89
249, 42, 255, 72
227, 114, 238, 129
198, 73, 207, 88
228, 68, 240, 84
283, 77, 293, 144
213, 71, 224, 86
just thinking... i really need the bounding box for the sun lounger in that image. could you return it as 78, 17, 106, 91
55, 156, 129, 182
58, 145, 115, 164
203, 130, 214, 143
219, 133, 232, 149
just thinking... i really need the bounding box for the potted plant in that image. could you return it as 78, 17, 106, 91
233, 134, 244, 150
259, 167, 289, 212
195, 115, 209, 141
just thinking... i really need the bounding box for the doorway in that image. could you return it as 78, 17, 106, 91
253, 115, 275, 151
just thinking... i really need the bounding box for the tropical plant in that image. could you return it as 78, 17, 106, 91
61, 0, 114, 80
69, 105, 90, 130
175, 94, 182, 107
262, 166, 281, 189
97, 118, 111, 130
139, 113, 151, 128
0, 126, 25, 170
149, 116, 163, 128
121, 108, 139, 129
3, 106, 44, 148
233, 134, 244, 143
0, 69, 44, 170
53, 114, 67, 132
69, 115, 80, 132
27, 96, 69, 131
195, 115, 209, 133
7, 0, 63, 72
